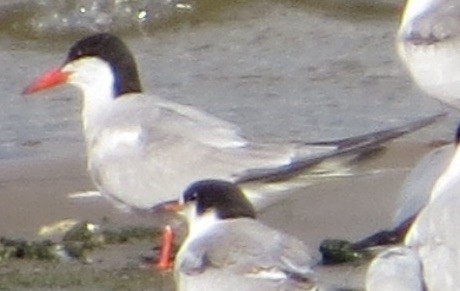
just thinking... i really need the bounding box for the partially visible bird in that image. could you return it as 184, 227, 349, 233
366, 246, 424, 291
397, 0, 460, 108
366, 121, 460, 291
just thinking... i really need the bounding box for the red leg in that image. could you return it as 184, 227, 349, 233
155, 225, 174, 270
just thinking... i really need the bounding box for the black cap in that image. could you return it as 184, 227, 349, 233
65, 33, 142, 97
183, 180, 256, 220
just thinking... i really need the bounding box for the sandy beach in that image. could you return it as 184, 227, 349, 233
0, 0, 457, 289
0, 134, 445, 290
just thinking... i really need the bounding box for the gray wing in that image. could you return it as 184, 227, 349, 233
368, 184, 460, 290
393, 144, 454, 226
103, 95, 443, 174
149, 98, 249, 148
122, 96, 333, 163
179, 219, 318, 279
88, 94, 442, 208
88, 95, 313, 207
101, 94, 249, 148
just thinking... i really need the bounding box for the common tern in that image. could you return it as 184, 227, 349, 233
171, 179, 320, 291
366, 123, 460, 290
397, 0, 460, 108
23, 33, 442, 210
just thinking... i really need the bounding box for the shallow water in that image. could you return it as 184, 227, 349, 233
0, 0, 456, 162
0, 0, 457, 289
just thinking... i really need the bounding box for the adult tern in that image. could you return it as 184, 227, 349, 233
23, 33, 442, 210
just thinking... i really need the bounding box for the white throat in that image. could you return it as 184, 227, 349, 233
62, 57, 117, 143
185, 206, 221, 241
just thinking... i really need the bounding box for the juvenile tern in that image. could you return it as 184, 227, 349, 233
23, 33, 442, 210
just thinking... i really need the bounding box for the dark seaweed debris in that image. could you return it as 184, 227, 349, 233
0, 221, 164, 263
320, 239, 371, 265
0, 238, 62, 261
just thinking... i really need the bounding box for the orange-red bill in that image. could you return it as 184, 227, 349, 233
162, 201, 184, 212
155, 225, 175, 271
23, 68, 69, 95
151, 200, 184, 213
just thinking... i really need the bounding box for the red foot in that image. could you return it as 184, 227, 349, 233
155, 225, 174, 271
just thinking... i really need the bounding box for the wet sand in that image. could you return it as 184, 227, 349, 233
0, 136, 436, 241
0, 0, 457, 289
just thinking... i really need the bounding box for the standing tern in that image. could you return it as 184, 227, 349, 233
366, 123, 460, 290
397, 0, 460, 108
169, 179, 320, 291
23, 33, 442, 210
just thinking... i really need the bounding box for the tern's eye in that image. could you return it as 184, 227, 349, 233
183, 191, 198, 203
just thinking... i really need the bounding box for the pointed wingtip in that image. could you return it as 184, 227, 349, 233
317, 112, 447, 150
236, 112, 447, 184
404, 112, 447, 132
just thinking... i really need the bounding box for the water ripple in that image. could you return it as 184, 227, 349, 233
0, 0, 196, 38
